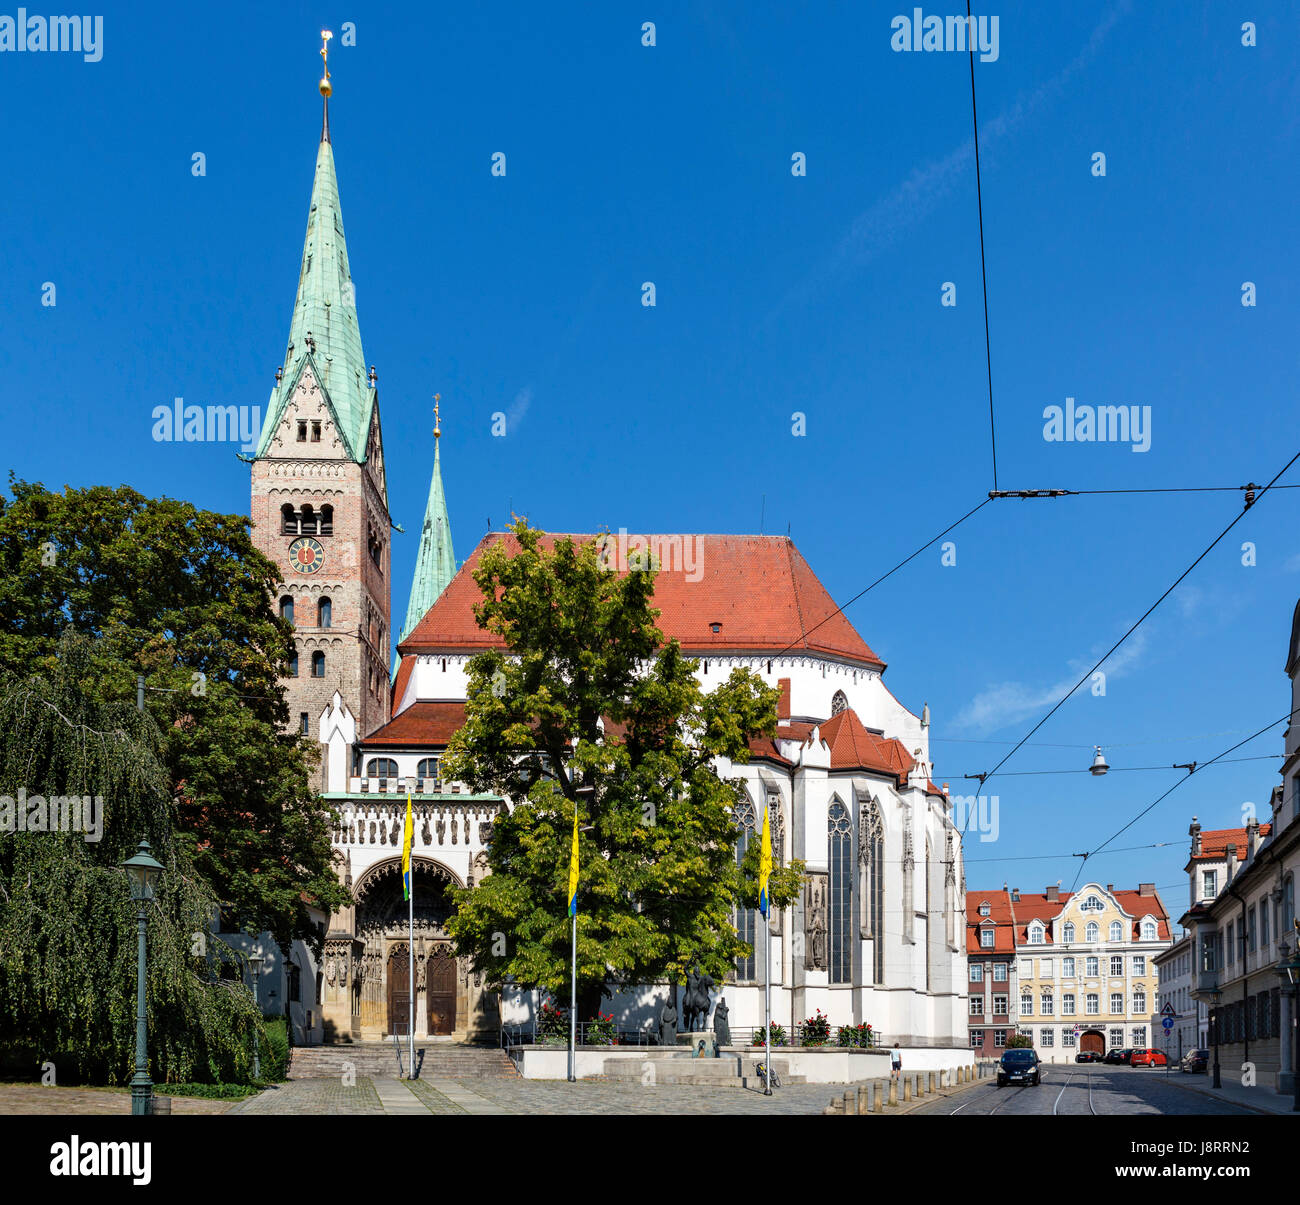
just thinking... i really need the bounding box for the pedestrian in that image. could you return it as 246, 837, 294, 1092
891, 1044, 901, 1082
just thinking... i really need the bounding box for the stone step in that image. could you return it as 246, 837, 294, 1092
288, 1044, 520, 1080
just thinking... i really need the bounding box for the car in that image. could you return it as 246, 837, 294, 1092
1180, 1049, 1209, 1074
1103, 1047, 1134, 1064
997, 1048, 1042, 1087
1130, 1049, 1168, 1067
1075, 1050, 1102, 1063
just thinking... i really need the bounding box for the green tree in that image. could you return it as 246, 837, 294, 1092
0, 633, 264, 1083
442, 522, 804, 1020
0, 479, 349, 952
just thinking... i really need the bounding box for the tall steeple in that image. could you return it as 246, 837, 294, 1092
400, 395, 457, 643
253, 28, 375, 463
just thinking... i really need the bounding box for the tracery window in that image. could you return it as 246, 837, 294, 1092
828, 800, 852, 984
830, 690, 848, 715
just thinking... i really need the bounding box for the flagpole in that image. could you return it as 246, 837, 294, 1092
408, 867, 415, 1075
568, 908, 577, 1082
764, 910, 771, 1095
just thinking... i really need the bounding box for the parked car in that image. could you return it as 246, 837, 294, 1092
997, 1048, 1042, 1087
1075, 1049, 1102, 1063
1103, 1047, 1134, 1065
1130, 1049, 1168, 1067
1180, 1049, 1209, 1074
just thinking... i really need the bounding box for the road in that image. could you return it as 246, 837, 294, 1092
913, 1064, 1254, 1116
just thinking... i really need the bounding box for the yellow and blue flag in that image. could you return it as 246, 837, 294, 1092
402, 794, 414, 902
758, 802, 772, 918
567, 805, 580, 917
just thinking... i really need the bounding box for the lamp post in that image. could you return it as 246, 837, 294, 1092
1206, 988, 1222, 1089
1273, 949, 1300, 1112
121, 838, 165, 1116
249, 948, 264, 1081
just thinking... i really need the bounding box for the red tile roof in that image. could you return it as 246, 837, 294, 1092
399, 533, 884, 666
966, 887, 1173, 950
1191, 824, 1272, 862
966, 890, 1018, 954
815, 709, 914, 782
365, 701, 468, 747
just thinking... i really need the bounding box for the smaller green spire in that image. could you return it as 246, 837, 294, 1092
400, 402, 457, 644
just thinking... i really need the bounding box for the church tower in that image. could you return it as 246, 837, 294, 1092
398, 395, 457, 648
249, 37, 391, 787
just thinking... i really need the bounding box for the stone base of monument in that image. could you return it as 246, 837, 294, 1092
601, 1051, 805, 1087
675, 1031, 717, 1054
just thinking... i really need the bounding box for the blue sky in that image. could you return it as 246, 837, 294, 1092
3, 1, 1299, 921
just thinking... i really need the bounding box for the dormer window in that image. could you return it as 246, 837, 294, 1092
979, 902, 991, 917
710, 622, 721, 633
1028, 922, 1045, 944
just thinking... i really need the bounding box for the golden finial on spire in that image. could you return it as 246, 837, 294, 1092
433, 393, 442, 439
319, 29, 333, 97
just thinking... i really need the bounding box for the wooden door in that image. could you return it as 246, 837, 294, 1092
1080, 1029, 1104, 1055
387, 947, 410, 1037
427, 950, 456, 1035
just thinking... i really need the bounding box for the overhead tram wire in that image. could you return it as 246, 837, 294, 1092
988, 482, 1299, 500
1068, 705, 1300, 891
770, 494, 993, 661
966, 0, 998, 492
955, 753, 1280, 778
968, 442, 1300, 793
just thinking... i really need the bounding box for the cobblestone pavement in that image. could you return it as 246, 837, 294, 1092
230, 1076, 837, 1115
0, 1084, 233, 1115
229, 1077, 383, 1115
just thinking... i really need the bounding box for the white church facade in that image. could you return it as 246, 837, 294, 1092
238, 70, 969, 1052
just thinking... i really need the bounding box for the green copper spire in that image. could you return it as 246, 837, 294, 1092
400, 399, 457, 643
254, 69, 375, 462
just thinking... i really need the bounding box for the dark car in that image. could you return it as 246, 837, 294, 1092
1103, 1047, 1134, 1065
1130, 1048, 1168, 1067
1074, 1050, 1102, 1063
1180, 1049, 1209, 1074
997, 1048, 1042, 1087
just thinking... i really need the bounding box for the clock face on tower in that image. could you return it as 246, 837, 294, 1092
288, 536, 325, 575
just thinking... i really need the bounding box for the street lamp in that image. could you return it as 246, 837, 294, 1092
249, 948, 264, 1081
1205, 987, 1222, 1089
121, 838, 165, 1116
1089, 747, 1109, 777
1273, 948, 1300, 1113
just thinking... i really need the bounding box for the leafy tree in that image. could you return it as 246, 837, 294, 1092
0, 478, 348, 952
0, 634, 263, 1083
442, 521, 804, 1020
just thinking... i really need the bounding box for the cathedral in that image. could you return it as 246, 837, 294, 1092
240, 66, 968, 1053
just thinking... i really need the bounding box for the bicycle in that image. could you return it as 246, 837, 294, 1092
753, 1060, 781, 1089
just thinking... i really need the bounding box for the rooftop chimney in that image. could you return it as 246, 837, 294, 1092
1106, 883, 1113, 893
1226, 843, 1239, 880
1138, 882, 1155, 897
1189, 816, 1202, 857
1247, 819, 1261, 859
1045, 885, 1059, 902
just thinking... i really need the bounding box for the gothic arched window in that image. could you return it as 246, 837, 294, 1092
279, 595, 295, 623
828, 800, 852, 984
311, 650, 325, 677
859, 800, 884, 983
733, 797, 758, 981
830, 690, 848, 715
318, 596, 332, 628
287, 650, 298, 677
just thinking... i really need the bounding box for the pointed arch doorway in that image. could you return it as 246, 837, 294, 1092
426, 947, 457, 1035
387, 945, 411, 1037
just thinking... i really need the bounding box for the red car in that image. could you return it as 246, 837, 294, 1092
1129, 1049, 1168, 1067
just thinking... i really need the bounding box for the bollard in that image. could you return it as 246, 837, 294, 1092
927, 1071, 935, 1093
874, 1080, 884, 1112
902, 1075, 911, 1102
889, 1077, 898, 1106
843, 1089, 855, 1115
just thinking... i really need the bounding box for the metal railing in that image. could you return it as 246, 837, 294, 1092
501, 1021, 660, 1049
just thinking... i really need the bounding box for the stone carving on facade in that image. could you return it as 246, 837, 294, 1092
901, 812, 915, 943
805, 873, 828, 971
859, 796, 882, 939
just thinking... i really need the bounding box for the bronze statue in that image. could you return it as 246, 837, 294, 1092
658, 998, 678, 1047
682, 966, 714, 1032
713, 997, 731, 1048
